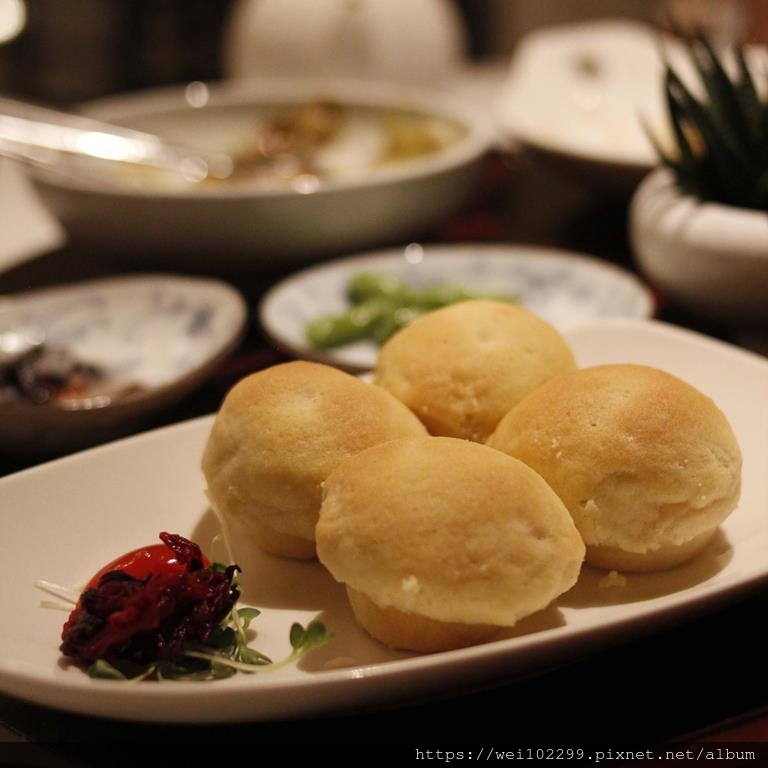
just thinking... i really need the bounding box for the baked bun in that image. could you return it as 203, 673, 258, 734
316, 436, 585, 651
374, 300, 575, 442
488, 364, 742, 571
202, 361, 426, 560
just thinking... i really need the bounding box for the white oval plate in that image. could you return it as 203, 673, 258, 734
0, 319, 765, 723
259, 243, 654, 371
0, 274, 246, 454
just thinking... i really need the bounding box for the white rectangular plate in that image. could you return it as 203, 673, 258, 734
0, 319, 766, 723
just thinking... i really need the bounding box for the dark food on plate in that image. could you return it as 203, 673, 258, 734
202, 361, 426, 560
488, 364, 742, 572
0, 345, 102, 405
306, 271, 518, 348
235, 101, 344, 166
375, 300, 575, 442
59, 532, 328, 681
316, 436, 585, 652
0, 345, 142, 408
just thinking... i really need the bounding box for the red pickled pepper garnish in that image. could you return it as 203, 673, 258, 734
60, 532, 240, 669
85, 536, 210, 588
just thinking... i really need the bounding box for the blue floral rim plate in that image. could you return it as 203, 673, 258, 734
259, 243, 655, 371
1, 273, 246, 454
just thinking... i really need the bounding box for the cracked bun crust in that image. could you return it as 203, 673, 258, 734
374, 300, 575, 442
488, 364, 742, 571
316, 436, 585, 651
202, 361, 426, 559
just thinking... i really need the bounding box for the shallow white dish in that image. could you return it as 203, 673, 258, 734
0, 274, 246, 454
259, 243, 654, 371
1, 319, 765, 723
27, 79, 491, 265
496, 19, 674, 191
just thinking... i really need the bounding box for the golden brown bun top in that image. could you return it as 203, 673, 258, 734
374, 300, 575, 442
488, 364, 742, 554
202, 361, 426, 540
316, 436, 585, 626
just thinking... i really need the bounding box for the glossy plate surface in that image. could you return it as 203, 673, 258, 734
0, 320, 765, 723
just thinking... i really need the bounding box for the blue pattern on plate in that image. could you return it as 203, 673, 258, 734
260, 244, 654, 371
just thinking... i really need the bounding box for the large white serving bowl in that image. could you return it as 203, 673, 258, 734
26, 79, 492, 266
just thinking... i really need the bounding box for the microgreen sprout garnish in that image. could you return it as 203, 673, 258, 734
49, 533, 330, 682
183, 618, 330, 676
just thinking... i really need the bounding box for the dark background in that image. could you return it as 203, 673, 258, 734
0, 0, 659, 104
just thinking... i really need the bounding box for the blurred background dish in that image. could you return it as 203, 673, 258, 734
259, 243, 654, 371
0, 274, 246, 455
24, 78, 492, 265
222, 0, 467, 87
496, 18, 675, 193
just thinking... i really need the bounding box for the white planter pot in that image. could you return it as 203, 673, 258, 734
630, 168, 768, 322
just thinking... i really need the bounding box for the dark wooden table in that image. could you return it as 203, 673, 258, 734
1, 156, 766, 756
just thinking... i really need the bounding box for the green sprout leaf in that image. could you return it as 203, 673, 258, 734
237, 607, 261, 630
206, 625, 237, 653
290, 620, 331, 652
237, 646, 273, 666
87, 660, 128, 680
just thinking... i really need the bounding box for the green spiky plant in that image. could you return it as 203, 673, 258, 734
649, 33, 768, 210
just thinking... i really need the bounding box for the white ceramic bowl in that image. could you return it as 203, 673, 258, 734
27, 79, 492, 266
222, 0, 467, 87
0, 274, 246, 455
630, 168, 768, 323
496, 19, 673, 193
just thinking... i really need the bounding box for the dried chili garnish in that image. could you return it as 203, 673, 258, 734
54, 532, 330, 681
60, 533, 239, 671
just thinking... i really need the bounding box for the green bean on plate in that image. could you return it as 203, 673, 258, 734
305, 272, 517, 349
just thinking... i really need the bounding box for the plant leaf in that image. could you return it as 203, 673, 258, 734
237, 646, 273, 666
209, 663, 238, 679
747, 168, 768, 211
237, 607, 261, 630
289, 622, 306, 650
206, 625, 237, 652
664, 71, 713, 198
303, 620, 331, 649
156, 657, 212, 679
290, 620, 331, 652
732, 44, 763, 145
689, 34, 753, 154
87, 659, 128, 680
666, 66, 751, 203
